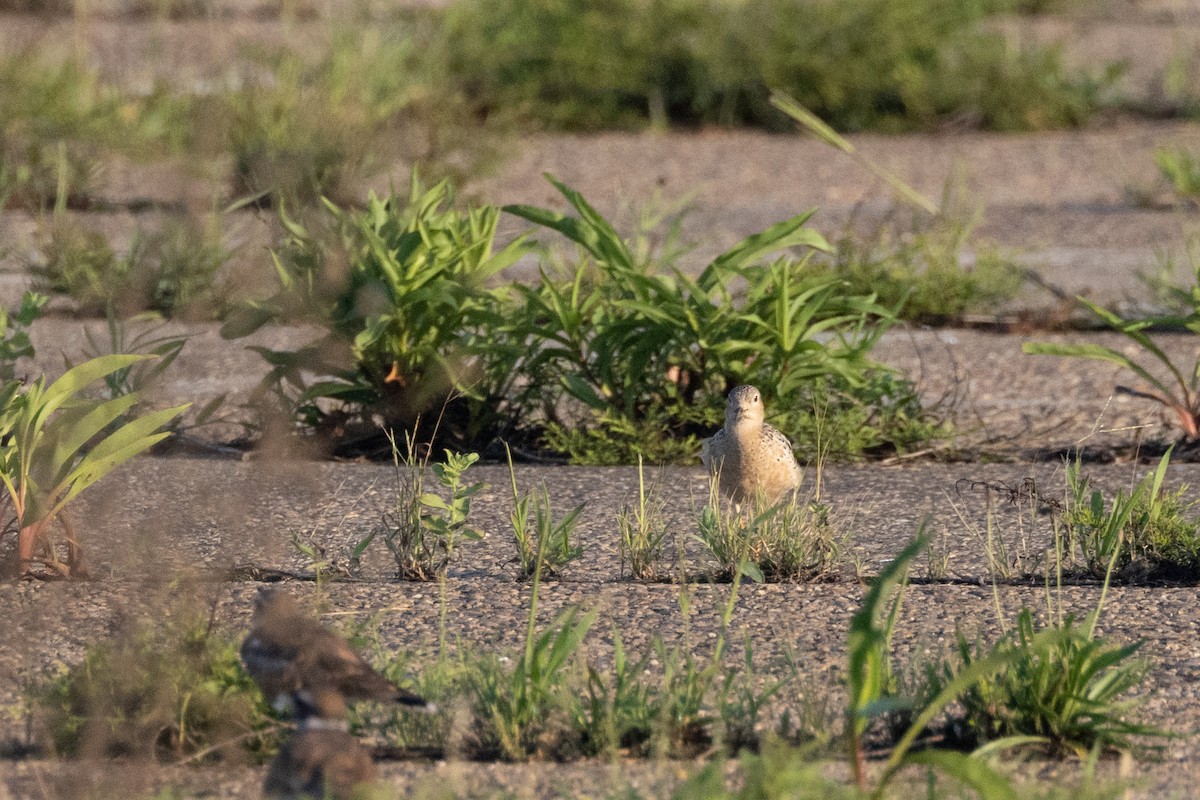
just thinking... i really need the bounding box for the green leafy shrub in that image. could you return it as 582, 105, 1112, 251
33, 608, 276, 759
229, 175, 940, 461
223, 177, 527, 453
441, 0, 1115, 132
508, 177, 933, 462
442, 0, 705, 129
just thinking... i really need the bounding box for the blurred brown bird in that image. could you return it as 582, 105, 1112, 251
263, 689, 377, 800
240, 587, 435, 715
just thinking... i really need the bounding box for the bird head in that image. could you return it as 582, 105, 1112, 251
251, 586, 300, 622
725, 385, 765, 429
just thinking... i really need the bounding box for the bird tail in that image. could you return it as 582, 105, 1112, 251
395, 689, 438, 714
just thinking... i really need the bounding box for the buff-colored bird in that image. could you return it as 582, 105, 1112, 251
701, 385, 802, 504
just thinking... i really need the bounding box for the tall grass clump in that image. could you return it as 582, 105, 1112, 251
1062, 448, 1200, 582
468, 522, 597, 759
697, 485, 842, 583
0, 54, 124, 209
947, 610, 1158, 757
224, 24, 497, 205
617, 455, 670, 579
32, 212, 234, 318
818, 209, 1024, 324
506, 445, 585, 579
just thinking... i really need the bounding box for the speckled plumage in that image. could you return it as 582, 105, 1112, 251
700, 385, 802, 504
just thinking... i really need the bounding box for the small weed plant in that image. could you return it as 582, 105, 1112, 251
617, 455, 670, 580
845, 534, 1063, 798
1154, 146, 1200, 207
0, 353, 188, 577
0, 291, 45, 381
697, 485, 843, 583
366, 430, 485, 580
505, 445, 584, 579
1063, 448, 1200, 581
1024, 264, 1200, 438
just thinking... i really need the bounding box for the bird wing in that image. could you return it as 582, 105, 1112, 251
301, 631, 398, 701
700, 430, 723, 470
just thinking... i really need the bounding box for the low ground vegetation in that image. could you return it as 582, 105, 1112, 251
33, 601, 278, 759
28, 531, 1162, 797
951, 448, 1200, 584
441, 0, 1118, 133
219, 175, 942, 463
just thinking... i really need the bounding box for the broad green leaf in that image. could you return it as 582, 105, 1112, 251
738, 560, 765, 583
562, 374, 607, 410
36, 355, 153, 426
31, 392, 142, 493
420, 493, 451, 511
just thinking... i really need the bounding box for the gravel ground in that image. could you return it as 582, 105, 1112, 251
4, 457, 1200, 797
